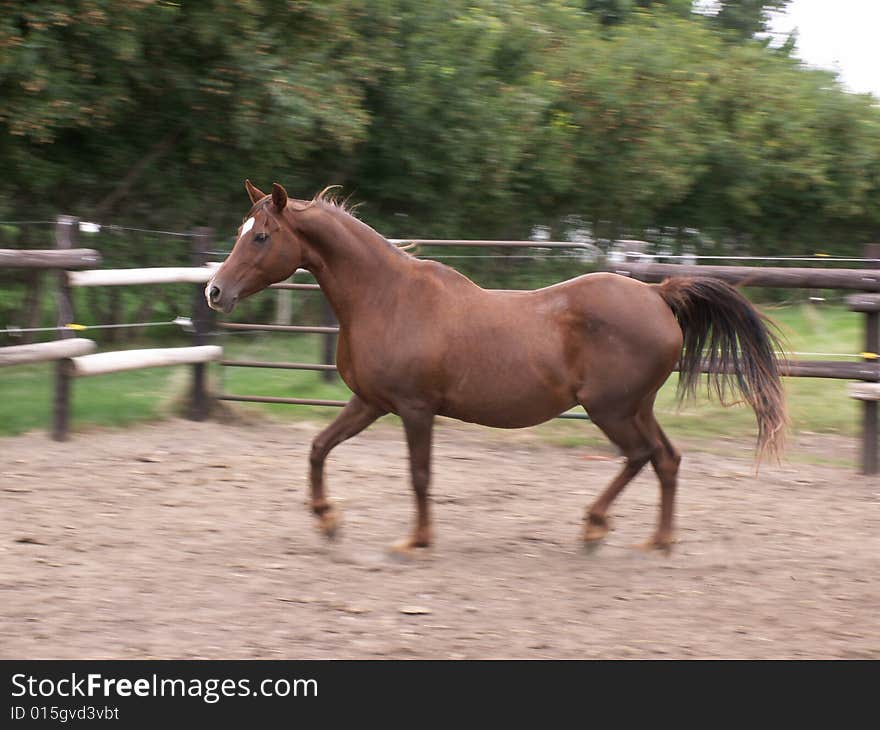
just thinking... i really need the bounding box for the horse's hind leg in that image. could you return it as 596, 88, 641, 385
644, 418, 681, 550
309, 395, 385, 536
583, 410, 656, 543
390, 407, 435, 555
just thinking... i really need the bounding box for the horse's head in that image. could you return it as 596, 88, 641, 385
206, 180, 304, 313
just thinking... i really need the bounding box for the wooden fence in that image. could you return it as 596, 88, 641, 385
617, 246, 880, 475
0, 217, 220, 440
4, 218, 880, 473
217, 241, 880, 474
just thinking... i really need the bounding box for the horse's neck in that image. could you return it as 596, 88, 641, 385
297, 206, 409, 327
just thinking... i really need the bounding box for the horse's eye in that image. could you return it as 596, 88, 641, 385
254, 232, 269, 243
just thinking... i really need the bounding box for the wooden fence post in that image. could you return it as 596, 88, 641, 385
275, 287, 293, 326
52, 215, 78, 441
189, 228, 215, 420
861, 243, 880, 475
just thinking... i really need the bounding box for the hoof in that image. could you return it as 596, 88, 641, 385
388, 536, 431, 558
583, 514, 610, 543
315, 505, 341, 538
637, 534, 676, 553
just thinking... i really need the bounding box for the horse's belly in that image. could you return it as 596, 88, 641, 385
438, 374, 575, 429
431, 322, 576, 427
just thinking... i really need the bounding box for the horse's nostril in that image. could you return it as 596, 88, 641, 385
209, 286, 220, 302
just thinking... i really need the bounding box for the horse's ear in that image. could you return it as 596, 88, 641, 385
271, 183, 288, 212
245, 179, 265, 204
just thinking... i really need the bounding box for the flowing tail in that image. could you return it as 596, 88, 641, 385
656, 277, 787, 460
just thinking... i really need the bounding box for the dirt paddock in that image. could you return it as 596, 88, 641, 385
1, 418, 878, 659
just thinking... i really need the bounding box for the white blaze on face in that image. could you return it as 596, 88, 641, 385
205, 216, 256, 310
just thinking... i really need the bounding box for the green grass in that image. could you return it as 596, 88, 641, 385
0, 358, 187, 435
0, 302, 867, 442
218, 334, 349, 419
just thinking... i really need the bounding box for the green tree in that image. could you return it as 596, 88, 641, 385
0, 0, 877, 270
0, 0, 377, 229
710, 0, 791, 39
585, 0, 693, 26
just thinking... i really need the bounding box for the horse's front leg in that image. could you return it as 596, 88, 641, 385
309, 395, 384, 536
391, 408, 435, 554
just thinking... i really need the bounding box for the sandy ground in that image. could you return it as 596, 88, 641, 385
1, 417, 878, 659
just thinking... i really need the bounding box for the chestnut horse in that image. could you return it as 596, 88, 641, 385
207, 181, 786, 552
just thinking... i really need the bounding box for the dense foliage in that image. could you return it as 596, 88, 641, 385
3, 0, 878, 249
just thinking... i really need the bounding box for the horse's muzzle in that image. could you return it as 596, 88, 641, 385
205, 281, 237, 313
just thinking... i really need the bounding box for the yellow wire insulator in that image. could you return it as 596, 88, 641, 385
860, 352, 878, 360
65, 323, 87, 331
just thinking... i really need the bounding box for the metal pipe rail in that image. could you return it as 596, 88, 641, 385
217, 322, 339, 334
221, 359, 336, 371
218, 394, 349, 407
268, 282, 321, 291
388, 239, 594, 249
618, 262, 880, 291
216, 392, 592, 420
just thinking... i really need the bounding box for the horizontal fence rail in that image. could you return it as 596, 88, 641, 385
66, 345, 222, 378
850, 383, 880, 401
0, 338, 97, 367
618, 262, 880, 291
688, 359, 880, 380
846, 294, 880, 313
0, 248, 102, 269
68, 266, 216, 287
221, 359, 337, 371
218, 394, 350, 407
218, 322, 339, 334
388, 239, 594, 249
268, 282, 321, 291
